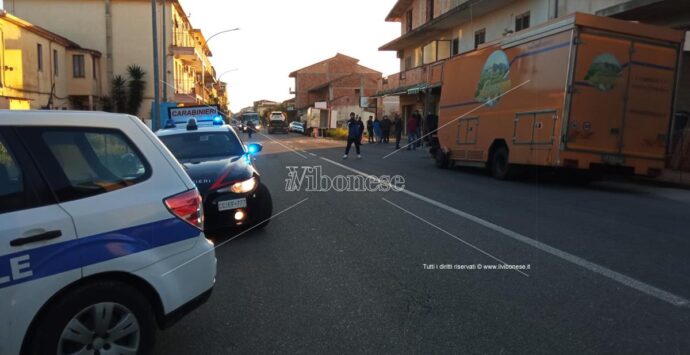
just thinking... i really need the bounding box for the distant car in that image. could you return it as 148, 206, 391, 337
156, 119, 273, 233
268, 111, 288, 134
0, 110, 215, 355
289, 121, 305, 134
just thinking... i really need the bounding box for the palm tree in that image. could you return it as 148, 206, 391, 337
126, 65, 146, 116
111, 75, 128, 113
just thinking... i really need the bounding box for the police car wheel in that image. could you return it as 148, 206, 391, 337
253, 183, 273, 229
26, 281, 156, 355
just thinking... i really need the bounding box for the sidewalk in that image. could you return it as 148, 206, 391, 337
651, 169, 690, 187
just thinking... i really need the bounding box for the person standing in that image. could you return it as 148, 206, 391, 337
393, 114, 403, 149
415, 111, 423, 148
246, 120, 255, 139
406, 113, 418, 150
357, 115, 365, 145
366, 116, 374, 144
343, 112, 362, 159
381, 115, 392, 143
373, 117, 382, 144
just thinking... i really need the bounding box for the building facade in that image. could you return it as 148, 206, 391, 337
289, 53, 381, 124
377, 0, 690, 120
8, 0, 228, 122
0, 11, 101, 110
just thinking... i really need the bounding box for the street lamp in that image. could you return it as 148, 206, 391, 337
216, 68, 239, 82
205, 28, 240, 44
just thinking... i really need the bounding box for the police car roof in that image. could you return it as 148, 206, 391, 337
155, 124, 233, 137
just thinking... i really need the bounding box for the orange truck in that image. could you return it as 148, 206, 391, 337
434, 12, 685, 179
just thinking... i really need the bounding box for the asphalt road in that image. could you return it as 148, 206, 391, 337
155, 130, 690, 354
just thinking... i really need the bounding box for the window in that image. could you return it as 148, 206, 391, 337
33, 128, 149, 202
159, 132, 245, 160
474, 28, 486, 49
92, 57, 98, 79
0, 134, 25, 213
53, 49, 59, 76
452, 38, 460, 55
405, 10, 412, 33
37, 43, 43, 72
404, 56, 412, 71
72, 54, 85, 78
516, 11, 531, 32
426, 0, 434, 22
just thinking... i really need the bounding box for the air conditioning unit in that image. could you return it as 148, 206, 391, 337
397, 50, 404, 59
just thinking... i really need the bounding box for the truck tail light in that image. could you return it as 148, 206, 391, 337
164, 189, 204, 230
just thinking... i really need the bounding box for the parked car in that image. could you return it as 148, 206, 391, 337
289, 121, 305, 134
156, 118, 273, 233
0, 110, 216, 355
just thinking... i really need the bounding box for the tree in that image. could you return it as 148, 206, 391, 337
126, 65, 146, 116
111, 75, 127, 113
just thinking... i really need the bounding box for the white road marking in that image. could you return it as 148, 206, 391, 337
255, 132, 307, 159
162, 198, 310, 277
383, 198, 529, 277
309, 153, 317, 157
320, 157, 690, 308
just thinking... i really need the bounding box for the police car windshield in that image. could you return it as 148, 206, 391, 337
160, 132, 244, 160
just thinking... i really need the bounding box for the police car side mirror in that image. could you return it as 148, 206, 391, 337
246, 143, 262, 155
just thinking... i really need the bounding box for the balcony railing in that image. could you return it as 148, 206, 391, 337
379, 61, 445, 94
172, 30, 196, 48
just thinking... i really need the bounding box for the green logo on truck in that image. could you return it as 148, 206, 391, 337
584, 53, 623, 91
475, 50, 511, 107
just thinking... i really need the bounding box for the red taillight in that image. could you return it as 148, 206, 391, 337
164, 189, 204, 230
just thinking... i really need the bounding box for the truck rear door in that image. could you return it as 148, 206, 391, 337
621, 41, 678, 159
567, 31, 679, 160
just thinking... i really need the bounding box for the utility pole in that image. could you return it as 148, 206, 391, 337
161, 0, 167, 102
151, 0, 160, 130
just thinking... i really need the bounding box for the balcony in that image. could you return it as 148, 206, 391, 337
377, 61, 444, 96
173, 79, 204, 104
171, 30, 197, 61
380, 0, 512, 51
171, 30, 209, 71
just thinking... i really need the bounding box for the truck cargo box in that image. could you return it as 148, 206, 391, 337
437, 12, 685, 178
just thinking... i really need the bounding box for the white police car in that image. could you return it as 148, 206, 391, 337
0, 110, 216, 355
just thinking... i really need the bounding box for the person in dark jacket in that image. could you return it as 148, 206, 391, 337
406, 113, 418, 150
246, 120, 255, 139
415, 111, 423, 148
393, 114, 403, 149
366, 116, 374, 143
357, 115, 365, 144
344, 112, 362, 159
381, 116, 392, 143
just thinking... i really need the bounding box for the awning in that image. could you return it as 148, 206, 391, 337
373, 82, 441, 97
406, 83, 428, 95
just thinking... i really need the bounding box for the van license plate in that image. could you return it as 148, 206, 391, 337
602, 154, 625, 165
218, 198, 247, 211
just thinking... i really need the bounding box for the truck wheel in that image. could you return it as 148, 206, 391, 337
252, 183, 273, 229
24, 281, 156, 355
435, 149, 450, 169
490, 146, 512, 179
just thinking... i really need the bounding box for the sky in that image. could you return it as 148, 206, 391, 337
177, 0, 401, 112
